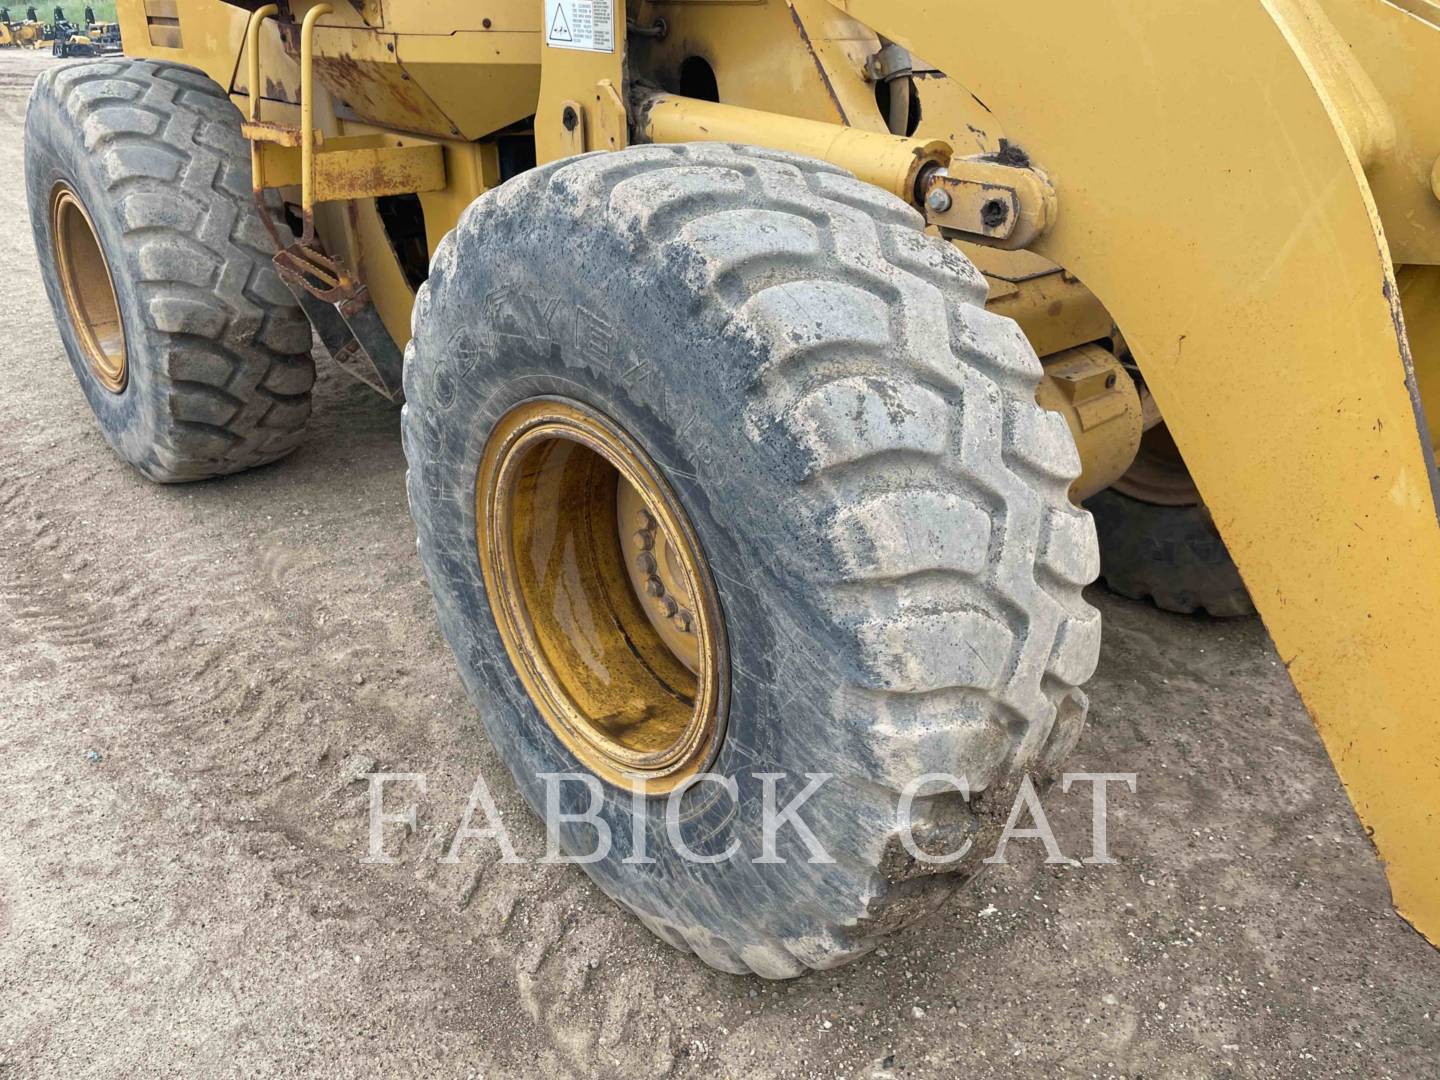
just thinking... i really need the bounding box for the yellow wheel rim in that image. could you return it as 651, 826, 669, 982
477, 398, 727, 793
50, 183, 127, 394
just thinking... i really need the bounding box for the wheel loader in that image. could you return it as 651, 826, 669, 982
47, 6, 100, 56
0, 7, 46, 48
74, 6, 122, 53
21, 0, 1440, 977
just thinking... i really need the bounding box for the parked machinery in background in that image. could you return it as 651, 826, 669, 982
81, 5, 120, 51
48, 5, 104, 56
0, 5, 47, 47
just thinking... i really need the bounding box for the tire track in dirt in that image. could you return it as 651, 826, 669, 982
0, 67, 36, 125
0, 439, 599, 1076
0, 358, 687, 1077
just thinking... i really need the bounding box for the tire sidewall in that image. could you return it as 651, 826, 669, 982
405, 204, 887, 944
26, 70, 167, 469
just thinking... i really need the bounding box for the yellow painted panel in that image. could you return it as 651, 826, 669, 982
535, 2, 625, 163
396, 32, 541, 141
630, 0, 858, 125
1400, 266, 1440, 451
255, 137, 446, 202
117, 0, 246, 84
1320, 0, 1440, 265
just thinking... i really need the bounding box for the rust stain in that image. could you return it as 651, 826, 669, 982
311, 52, 455, 138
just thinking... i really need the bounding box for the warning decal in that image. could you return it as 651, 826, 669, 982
548, 4, 572, 41
544, 0, 614, 53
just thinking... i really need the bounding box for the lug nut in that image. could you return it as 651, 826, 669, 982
635, 552, 657, 574
645, 575, 665, 597
657, 595, 679, 618
672, 610, 693, 633
633, 529, 655, 551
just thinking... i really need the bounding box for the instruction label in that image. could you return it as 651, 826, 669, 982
545, 0, 615, 52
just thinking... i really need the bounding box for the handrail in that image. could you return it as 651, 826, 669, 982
299, 4, 333, 218
242, 3, 332, 224
244, 4, 277, 191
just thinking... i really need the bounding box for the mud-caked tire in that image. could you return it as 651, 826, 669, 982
25, 58, 314, 483
402, 144, 1102, 976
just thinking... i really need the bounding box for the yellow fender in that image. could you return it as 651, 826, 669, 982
836, 0, 1440, 940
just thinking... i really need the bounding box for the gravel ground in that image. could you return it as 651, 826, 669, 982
1, 50, 1438, 1080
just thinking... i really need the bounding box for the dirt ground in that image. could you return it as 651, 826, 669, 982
1, 50, 1437, 1080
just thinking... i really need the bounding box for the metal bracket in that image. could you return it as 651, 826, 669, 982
593, 79, 627, 153
558, 98, 587, 156
557, 82, 626, 155
283, 275, 406, 403
921, 155, 1057, 250
865, 42, 913, 84
1035, 345, 1142, 501
243, 131, 447, 205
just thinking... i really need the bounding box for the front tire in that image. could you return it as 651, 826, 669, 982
25, 59, 314, 483
403, 144, 1102, 976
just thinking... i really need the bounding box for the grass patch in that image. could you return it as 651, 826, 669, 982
71, 2, 117, 22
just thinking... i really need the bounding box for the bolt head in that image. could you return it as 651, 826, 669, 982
926, 187, 953, 214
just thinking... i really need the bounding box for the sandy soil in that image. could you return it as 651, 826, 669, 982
1, 50, 1437, 1080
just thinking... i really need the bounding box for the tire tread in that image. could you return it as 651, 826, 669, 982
405, 144, 1102, 976
28, 58, 313, 482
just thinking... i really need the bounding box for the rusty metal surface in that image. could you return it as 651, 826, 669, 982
254, 136, 446, 204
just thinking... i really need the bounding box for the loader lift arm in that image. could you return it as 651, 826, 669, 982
834, 0, 1440, 941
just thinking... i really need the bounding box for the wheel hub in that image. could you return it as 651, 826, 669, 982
617, 481, 701, 674
476, 398, 727, 793
1110, 423, 1202, 507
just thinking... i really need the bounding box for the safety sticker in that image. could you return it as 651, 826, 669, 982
545, 0, 614, 53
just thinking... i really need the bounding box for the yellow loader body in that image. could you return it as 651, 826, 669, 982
112, 0, 1440, 943
1, 18, 45, 47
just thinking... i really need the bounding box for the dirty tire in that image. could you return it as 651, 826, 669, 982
1088, 490, 1255, 617
403, 144, 1102, 977
25, 58, 314, 482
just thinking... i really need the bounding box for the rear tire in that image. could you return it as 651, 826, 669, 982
1088, 489, 1255, 617
403, 144, 1102, 976
25, 58, 314, 483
